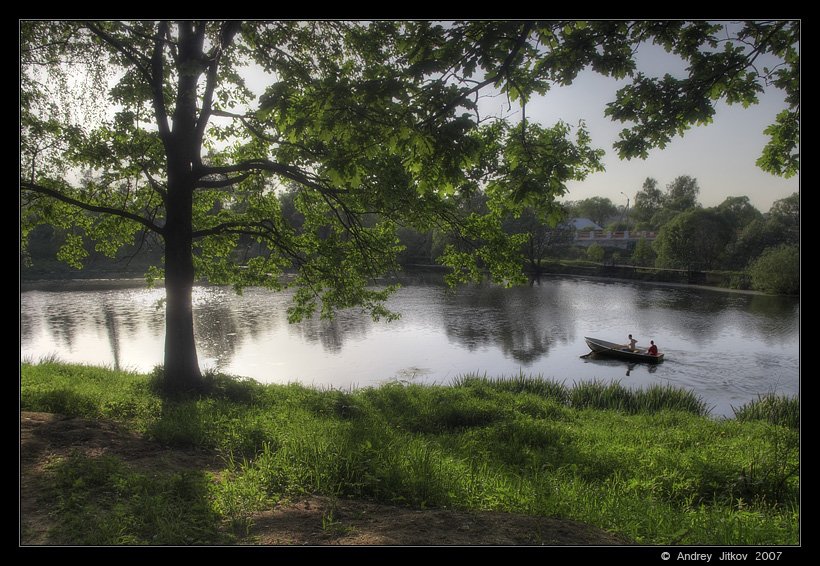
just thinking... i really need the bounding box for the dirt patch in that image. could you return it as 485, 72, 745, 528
20, 411, 628, 546
246, 496, 627, 545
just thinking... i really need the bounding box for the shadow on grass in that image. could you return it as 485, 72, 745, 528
44, 453, 224, 545
20, 410, 227, 545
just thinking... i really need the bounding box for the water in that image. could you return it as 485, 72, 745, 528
20, 275, 799, 417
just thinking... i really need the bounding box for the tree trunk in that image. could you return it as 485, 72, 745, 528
162, 182, 202, 394
159, 21, 208, 395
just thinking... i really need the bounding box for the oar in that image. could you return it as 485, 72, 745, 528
579, 351, 593, 359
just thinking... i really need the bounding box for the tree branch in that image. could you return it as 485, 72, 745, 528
192, 220, 257, 239
195, 21, 242, 150
21, 181, 164, 235
199, 159, 346, 195
195, 173, 252, 189
191, 220, 307, 268
140, 164, 168, 199
423, 21, 535, 127
151, 21, 172, 146
84, 22, 151, 81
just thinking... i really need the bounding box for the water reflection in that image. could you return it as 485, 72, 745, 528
582, 355, 660, 379
102, 303, 121, 371
195, 300, 241, 369
293, 312, 372, 354
441, 284, 575, 365
20, 276, 798, 416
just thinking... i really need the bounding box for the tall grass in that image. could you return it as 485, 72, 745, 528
21, 362, 798, 545
454, 375, 710, 416
733, 393, 799, 429
21, 360, 161, 430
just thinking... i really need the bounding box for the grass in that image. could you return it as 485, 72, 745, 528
733, 393, 799, 429
45, 453, 224, 544
21, 361, 799, 545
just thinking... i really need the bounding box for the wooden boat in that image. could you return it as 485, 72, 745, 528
584, 337, 664, 363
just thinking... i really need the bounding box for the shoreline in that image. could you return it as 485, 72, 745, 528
20, 268, 783, 297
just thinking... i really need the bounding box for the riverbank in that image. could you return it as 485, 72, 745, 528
20, 362, 798, 545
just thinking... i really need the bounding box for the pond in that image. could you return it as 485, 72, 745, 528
21, 274, 799, 417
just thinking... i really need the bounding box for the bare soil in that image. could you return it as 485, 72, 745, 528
20, 411, 628, 546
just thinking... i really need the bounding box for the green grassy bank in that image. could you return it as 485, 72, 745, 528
21, 362, 798, 545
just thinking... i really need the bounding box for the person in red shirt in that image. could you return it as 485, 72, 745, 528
647, 340, 658, 356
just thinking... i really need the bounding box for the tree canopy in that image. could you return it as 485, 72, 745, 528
654, 208, 734, 270
632, 177, 664, 228
568, 196, 617, 227
20, 20, 800, 391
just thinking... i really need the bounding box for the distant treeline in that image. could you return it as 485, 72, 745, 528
22, 177, 799, 295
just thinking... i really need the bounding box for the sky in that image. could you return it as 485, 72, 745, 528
476, 40, 798, 214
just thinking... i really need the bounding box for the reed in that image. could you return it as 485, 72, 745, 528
732, 393, 799, 429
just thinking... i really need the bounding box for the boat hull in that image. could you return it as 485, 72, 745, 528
584, 337, 664, 363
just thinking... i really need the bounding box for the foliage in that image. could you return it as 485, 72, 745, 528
722, 193, 798, 270
716, 195, 762, 230
632, 175, 702, 231
604, 20, 798, 174
586, 242, 604, 262
766, 192, 799, 245
748, 245, 799, 295
22, 362, 798, 545
632, 177, 664, 227
631, 237, 656, 266
501, 205, 574, 271
654, 208, 733, 269
663, 175, 701, 213
568, 196, 617, 227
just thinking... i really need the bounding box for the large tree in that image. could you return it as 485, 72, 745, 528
725, 192, 799, 268
654, 208, 734, 269
569, 196, 618, 227
20, 20, 799, 393
767, 192, 800, 245
664, 175, 701, 214
716, 195, 762, 231
632, 177, 665, 228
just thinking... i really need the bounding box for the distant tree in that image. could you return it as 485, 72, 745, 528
749, 245, 799, 295
664, 175, 701, 213
396, 226, 433, 265
632, 237, 656, 266
766, 192, 799, 245
587, 242, 604, 262
725, 218, 780, 269
632, 177, 665, 227
717, 195, 762, 231
606, 221, 629, 232
654, 208, 733, 269
502, 205, 573, 272
21, 20, 799, 393
649, 208, 679, 230
574, 196, 618, 227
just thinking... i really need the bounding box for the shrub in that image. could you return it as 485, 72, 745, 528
748, 245, 799, 295
586, 243, 604, 262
